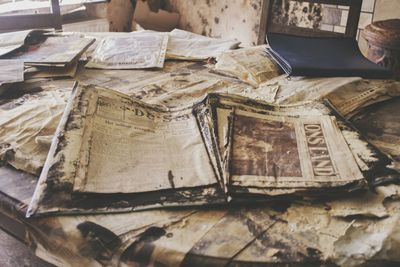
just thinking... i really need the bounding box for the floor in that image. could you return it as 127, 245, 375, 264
0, 228, 54, 267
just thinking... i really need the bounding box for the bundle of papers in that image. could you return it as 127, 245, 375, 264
0, 31, 94, 82
8, 35, 94, 67
0, 29, 239, 75
197, 94, 368, 199
0, 31, 43, 90
215, 46, 281, 87
26, 84, 397, 217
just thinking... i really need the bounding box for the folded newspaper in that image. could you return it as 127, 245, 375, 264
28, 84, 395, 217
7, 34, 94, 67
24, 62, 79, 79
325, 80, 400, 170
215, 46, 281, 87
86, 33, 168, 69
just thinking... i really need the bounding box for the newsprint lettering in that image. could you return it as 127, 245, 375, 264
304, 123, 335, 177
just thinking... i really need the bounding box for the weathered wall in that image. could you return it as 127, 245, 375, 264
167, 0, 399, 48
106, 0, 399, 49
167, 0, 266, 46
107, 0, 134, 32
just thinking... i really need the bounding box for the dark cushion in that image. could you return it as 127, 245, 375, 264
266, 33, 392, 79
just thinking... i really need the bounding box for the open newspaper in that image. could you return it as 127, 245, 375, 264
28, 85, 374, 217
27, 83, 224, 217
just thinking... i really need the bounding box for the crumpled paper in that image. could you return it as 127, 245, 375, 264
333, 207, 400, 266
0, 90, 69, 175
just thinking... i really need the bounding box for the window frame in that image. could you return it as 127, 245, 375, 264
0, 0, 62, 32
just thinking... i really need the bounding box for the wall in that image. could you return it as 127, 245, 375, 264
166, 0, 399, 50
107, 0, 400, 49
167, 0, 266, 46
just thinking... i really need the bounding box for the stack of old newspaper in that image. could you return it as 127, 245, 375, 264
0, 60, 24, 94
27, 83, 376, 217
0, 30, 94, 84
0, 29, 240, 88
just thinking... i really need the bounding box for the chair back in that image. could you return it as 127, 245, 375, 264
258, 0, 362, 43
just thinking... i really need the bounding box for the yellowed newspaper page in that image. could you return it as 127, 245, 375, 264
228, 109, 364, 189
86, 33, 168, 69
27, 84, 223, 217
215, 46, 280, 86
69, 86, 217, 193
325, 80, 400, 118
324, 80, 400, 169
166, 29, 240, 60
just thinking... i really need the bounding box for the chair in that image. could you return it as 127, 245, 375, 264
262, 0, 391, 79
0, 0, 62, 32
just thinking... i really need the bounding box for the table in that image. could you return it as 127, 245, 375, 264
1, 60, 399, 267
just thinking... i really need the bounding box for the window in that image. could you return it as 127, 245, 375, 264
0, 0, 107, 32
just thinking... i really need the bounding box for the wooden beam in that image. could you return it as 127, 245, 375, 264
346, 0, 363, 38
50, 0, 62, 30
257, 0, 271, 45
0, 14, 54, 31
